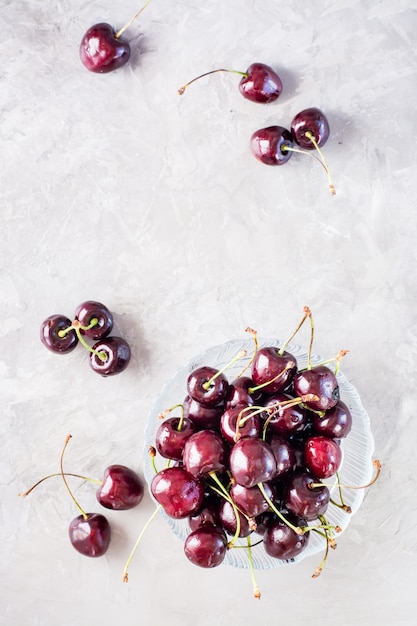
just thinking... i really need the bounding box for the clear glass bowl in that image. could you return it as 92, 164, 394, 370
143, 338, 375, 570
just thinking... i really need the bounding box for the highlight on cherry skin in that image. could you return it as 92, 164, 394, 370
178, 62, 283, 103
80, 0, 154, 73
40, 300, 131, 376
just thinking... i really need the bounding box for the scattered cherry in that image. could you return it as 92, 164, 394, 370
96, 464, 144, 510
250, 125, 294, 166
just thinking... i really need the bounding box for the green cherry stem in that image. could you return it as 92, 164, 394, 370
248, 360, 296, 395
304, 130, 336, 196
246, 535, 261, 599
257, 482, 303, 535
18, 472, 101, 497
122, 504, 162, 582
59, 319, 107, 362
202, 350, 247, 390
114, 0, 154, 40
236, 327, 258, 378
60, 434, 88, 521
178, 68, 247, 95
278, 306, 311, 356
208, 471, 242, 547
261, 394, 319, 440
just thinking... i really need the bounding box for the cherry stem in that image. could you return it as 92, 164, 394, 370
122, 504, 162, 582
310, 459, 381, 491
148, 446, 158, 473
246, 535, 261, 599
236, 327, 258, 378
178, 68, 247, 95
248, 360, 296, 395
306, 308, 315, 370
208, 471, 242, 547
234, 405, 268, 442
256, 482, 303, 535
279, 306, 311, 355
18, 472, 101, 497
115, 0, 154, 39
304, 131, 336, 196
59, 319, 107, 362
202, 350, 247, 390
311, 525, 330, 578
60, 435, 88, 520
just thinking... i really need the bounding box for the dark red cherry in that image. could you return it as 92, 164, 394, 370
252, 347, 297, 394
268, 435, 296, 480
230, 481, 274, 519
293, 366, 339, 411
224, 376, 262, 410
291, 107, 330, 150
183, 430, 229, 479
40, 314, 78, 354
220, 406, 261, 444
218, 499, 252, 538
184, 526, 228, 568
68, 512, 111, 557
311, 400, 352, 439
80, 23, 130, 73
187, 366, 229, 407
304, 436, 342, 479
263, 392, 308, 437
229, 438, 277, 488
96, 465, 144, 510
89, 336, 131, 376
188, 494, 221, 532
284, 469, 330, 521
238, 62, 283, 103
151, 467, 204, 519
74, 301, 113, 340
183, 396, 223, 430
250, 126, 294, 166
155, 416, 198, 460
263, 514, 309, 560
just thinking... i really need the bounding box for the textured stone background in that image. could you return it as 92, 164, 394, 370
1, 1, 416, 624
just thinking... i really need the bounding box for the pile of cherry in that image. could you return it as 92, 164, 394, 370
147, 310, 380, 595
40, 300, 131, 377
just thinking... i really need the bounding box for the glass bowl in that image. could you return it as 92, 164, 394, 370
143, 338, 375, 570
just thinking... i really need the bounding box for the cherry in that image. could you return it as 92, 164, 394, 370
304, 436, 342, 479
220, 405, 261, 444
155, 416, 197, 461
250, 126, 294, 166
251, 347, 297, 394
230, 482, 275, 519
89, 336, 131, 376
263, 392, 308, 436
188, 494, 221, 532
69, 512, 111, 557
293, 365, 340, 412
291, 107, 330, 150
183, 395, 223, 430
218, 499, 252, 538
96, 465, 144, 510
150, 466, 204, 518
74, 301, 113, 340
40, 314, 78, 354
229, 438, 277, 488
184, 526, 228, 568
263, 514, 309, 560
224, 376, 263, 410
268, 435, 296, 480
187, 366, 229, 408
178, 62, 282, 103
311, 400, 352, 439
79, 0, 154, 74
183, 430, 229, 479
284, 469, 330, 521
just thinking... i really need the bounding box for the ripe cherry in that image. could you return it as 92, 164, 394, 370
74, 300, 113, 340
151, 467, 204, 518
89, 336, 131, 376
250, 126, 294, 166
69, 513, 111, 557
284, 469, 330, 521
96, 465, 144, 510
293, 365, 340, 412
230, 438, 277, 488
155, 416, 197, 461
183, 430, 229, 479
263, 514, 309, 560
304, 436, 342, 479
40, 314, 78, 354
187, 366, 229, 408
311, 400, 352, 439
178, 62, 282, 103
184, 526, 228, 568
291, 107, 330, 150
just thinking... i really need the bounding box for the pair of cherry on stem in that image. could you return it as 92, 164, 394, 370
40, 301, 131, 377
19, 437, 144, 558
79, 2, 334, 195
